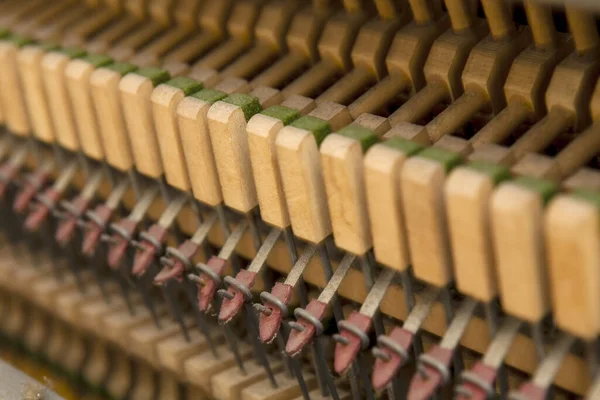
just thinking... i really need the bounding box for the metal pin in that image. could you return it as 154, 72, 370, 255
12, 157, 54, 214
332, 268, 396, 399
24, 160, 78, 232
128, 193, 193, 340
440, 287, 464, 374
82, 176, 134, 313
106, 185, 160, 270
286, 252, 356, 356
455, 317, 522, 400
82, 176, 130, 257
55, 167, 105, 246
255, 243, 339, 399
190, 220, 249, 372
483, 300, 509, 397
218, 228, 282, 323
371, 287, 440, 392
531, 321, 547, 363
0, 145, 28, 199
407, 298, 478, 400
103, 185, 162, 327
216, 226, 282, 388
131, 194, 189, 277
509, 333, 575, 400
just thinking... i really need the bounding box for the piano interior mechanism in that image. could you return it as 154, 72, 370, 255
2, 0, 600, 398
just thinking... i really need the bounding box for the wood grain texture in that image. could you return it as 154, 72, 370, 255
212, 360, 283, 400
90, 68, 135, 172
42, 52, 80, 151
401, 156, 454, 287
364, 143, 410, 271
0, 41, 30, 136
546, 195, 600, 340
151, 84, 191, 191
177, 96, 224, 206
119, 73, 164, 178
491, 183, 549, 322
247, 114, 289, 228
445, 166, 498, 302
66, 59, 105, 160
321, 133, 372, 255
184, 344, 253, 394
276, 125, 332, 243
207, 101, 258, 213
242, 372, 317, 400
156, 329, 213, 376
18, 45, 54, 142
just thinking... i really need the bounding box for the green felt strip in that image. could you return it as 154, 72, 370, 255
7, 34, 33, 48
261, 105, 300, 125
191, 88, 228, 104
223, 93, 262, 121
513, 176, 558, 205
106, 62, 138, 76
58, 47, 87, 59
290, 115, 332, 147
337, 124, 379, 152
166, 76, 203, 95
136, 67, 170, 87
40, 42, 60, 52
382, 137, 424, 156
466, 160, 511, 184
572, 189, 600, 209
82, 53, 113, 68
418, 147, 462, 172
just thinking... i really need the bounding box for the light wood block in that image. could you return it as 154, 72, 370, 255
101, 303, 165, 350
211, 360, 284, 400
0, 41, 30, 136
247, 113, 290, 228
364, 143, 411, 271
130, 362, 156, 400
184, 344, 254, 393
546, 194, 600, 340
66, 58, 105, 160
242, 371, 317, 400
401, 156, 455, 287
30, 272, 93, 314
156, 328, 217, 376
353, 113, 390, 134
276, 124, 332, 243
54, 283, 110, 326
178, 94, 225, 206
62, 330, 87, 372
321, 133, 372, 255
90, 67, 135, 172
445, 166, 504, 302
18, 45, 55, 143
119, 73, 164, 178
158, 373, 181, 400
207, 100, 259, 213
42, 51, 80, 151
83, 340, 111, 387
77, 295, 133, 337
563, 168, 600, 192
105, 352, 133, 400
491, 182, 550, 322
128, 315, 195, 368
151, 83, 192, 191
46, 319, 69, 366
23, 308, 48, 355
